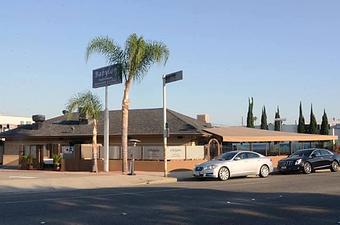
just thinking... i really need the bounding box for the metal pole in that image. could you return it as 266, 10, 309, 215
104, 86, 109, 172
163, 76, 168, 177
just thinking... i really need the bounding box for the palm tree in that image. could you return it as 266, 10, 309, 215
86, 33, 169, 174
66, 91, 102, 173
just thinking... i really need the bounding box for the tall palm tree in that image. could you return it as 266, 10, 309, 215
86, 33, 169, 174
66, 91, 102, 173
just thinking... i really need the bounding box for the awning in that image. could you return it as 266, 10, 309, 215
204, 127, 338, 142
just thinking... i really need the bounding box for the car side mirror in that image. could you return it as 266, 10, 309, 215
234, 157, 241, 161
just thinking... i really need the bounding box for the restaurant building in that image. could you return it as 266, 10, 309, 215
0, 108, 337, 171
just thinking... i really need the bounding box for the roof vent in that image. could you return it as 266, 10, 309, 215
32, 115, 45, 123
32, 115, 45, 130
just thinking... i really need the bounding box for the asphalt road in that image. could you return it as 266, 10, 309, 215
1, 171, 339, 225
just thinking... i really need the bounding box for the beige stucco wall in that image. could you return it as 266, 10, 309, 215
2, 140, 71, 167
106, 135, 197, 146
3, 142, 21, 166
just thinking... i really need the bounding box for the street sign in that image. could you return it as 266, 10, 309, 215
92, 64, 122, 88
164, 70, 183, 84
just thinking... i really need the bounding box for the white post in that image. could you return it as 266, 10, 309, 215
332, 127, 336, 145
104, 86, 109, 172
163, 76, 168, 177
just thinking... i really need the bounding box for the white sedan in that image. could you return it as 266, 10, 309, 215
193, 151, 273, 181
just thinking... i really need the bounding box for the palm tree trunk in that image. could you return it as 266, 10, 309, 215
92, 119, 98, 174
121, 79, 132, 174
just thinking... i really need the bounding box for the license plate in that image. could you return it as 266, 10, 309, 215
281, 166, 286, 169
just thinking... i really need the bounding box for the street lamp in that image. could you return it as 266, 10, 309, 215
163, 70, 183, 177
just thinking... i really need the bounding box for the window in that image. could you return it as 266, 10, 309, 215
236, 152, 248, 160
313, 150, 322, 157
320, 149, 333, 156
247, 152, 260, 158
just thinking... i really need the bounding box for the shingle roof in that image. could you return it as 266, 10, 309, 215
0, 108, 212, 138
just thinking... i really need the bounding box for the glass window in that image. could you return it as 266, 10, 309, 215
236, 152, 248, 160
313, 150, 322, 157
215, 152, 238, 160
247, 152, 260, 158
320, 149, 333, 156
289, 149, 313, 158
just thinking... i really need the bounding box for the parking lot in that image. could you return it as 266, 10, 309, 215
0, 170, 339, 225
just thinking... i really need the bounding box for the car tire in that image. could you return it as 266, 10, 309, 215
218, 167, 230, 181
303, 162, 312, 174
330, 161, 339, 172
259, 165, 270, 178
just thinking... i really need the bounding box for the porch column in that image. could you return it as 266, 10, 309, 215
265, 142, 269, 156
40, 145, 46, 169
249, 143, 253, 151
289, 142, 293, 155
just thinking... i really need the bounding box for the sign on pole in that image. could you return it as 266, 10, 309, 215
163, 70, 183, 177
92, 63, 122, 173
92, 64, 123, 88
164, 70, 183, 84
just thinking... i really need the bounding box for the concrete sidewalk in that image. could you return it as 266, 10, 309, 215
0, 170, 177, 194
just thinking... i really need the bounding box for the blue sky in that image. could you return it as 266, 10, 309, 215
0, 0, 339, 125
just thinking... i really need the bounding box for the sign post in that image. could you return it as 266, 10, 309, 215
93, 64, 122, 172
163, 70, 183, 177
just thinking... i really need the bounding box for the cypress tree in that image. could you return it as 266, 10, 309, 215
247, 97, 255, 128
309, 104, 318, 134
274, 106, 281, 131
260, 106, 268, 130
320, 109, 329, 135
297, 102, 306, 133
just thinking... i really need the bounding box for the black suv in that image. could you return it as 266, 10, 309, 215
278, 148, 340, 174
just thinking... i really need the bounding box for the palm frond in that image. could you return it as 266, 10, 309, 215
86, 36, 124, 65
124, 34, 169, 82
66, 91, 102, 120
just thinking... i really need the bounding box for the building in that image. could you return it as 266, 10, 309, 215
0, 108, 337, 171
0, 115, 32, 132
0, 115, 32, 165
0, 108, 211, 171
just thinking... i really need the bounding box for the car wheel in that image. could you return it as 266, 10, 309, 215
218, 167, 230, 181
303, 162, 312, 174
330, 161, 339, 172
259, 165, 270, 178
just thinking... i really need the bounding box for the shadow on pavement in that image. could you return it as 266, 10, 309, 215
0, 184, 339, 225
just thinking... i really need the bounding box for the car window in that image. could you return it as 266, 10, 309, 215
289, 149, 313, 158
313, 150, 322, 157
236, 152, 248, 160
215, 152, 238, 160
320, 149, 333, 156
247, 152, 260, 158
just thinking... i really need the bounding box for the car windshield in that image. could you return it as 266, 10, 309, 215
215, 152, 238, 161
289, 149, 313, 158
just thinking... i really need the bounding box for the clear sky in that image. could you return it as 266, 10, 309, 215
1, 0, 339, 125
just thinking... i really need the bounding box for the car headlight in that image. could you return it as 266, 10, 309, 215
206, 165, 216, 170
295, 159, 302, 165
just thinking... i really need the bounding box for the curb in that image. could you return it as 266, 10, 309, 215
144, 177, 177, 185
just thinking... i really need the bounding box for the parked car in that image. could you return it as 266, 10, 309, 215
193, 151, 273, 181
277, 148, 340, 174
